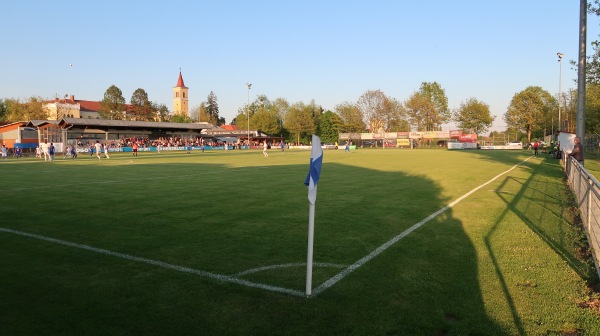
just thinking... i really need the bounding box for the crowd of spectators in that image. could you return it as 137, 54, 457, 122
75, 136, 251, 149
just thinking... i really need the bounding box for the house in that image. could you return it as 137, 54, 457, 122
44, 95, 107, 119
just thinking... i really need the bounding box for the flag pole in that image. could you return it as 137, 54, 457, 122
306, 186, 317, 296
304, 134, 322, 297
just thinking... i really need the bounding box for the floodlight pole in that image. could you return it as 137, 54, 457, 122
246, 83, 252, 149
576, 0, 586, 140
557, 52, 563, 132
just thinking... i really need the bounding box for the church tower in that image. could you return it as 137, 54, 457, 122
173, 71, 189, 117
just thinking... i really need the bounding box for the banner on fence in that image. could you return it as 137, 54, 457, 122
459, 134, 478, 143
450, 130, 462, 139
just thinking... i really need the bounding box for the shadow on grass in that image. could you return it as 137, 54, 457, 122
0, 152, 507, 335
482, 155, 597, 336
493, 157, 593, 280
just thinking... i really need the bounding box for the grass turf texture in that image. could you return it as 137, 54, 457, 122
0, 149, 598, 335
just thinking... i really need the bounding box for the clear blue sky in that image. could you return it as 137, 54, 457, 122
1, 1, 598, 131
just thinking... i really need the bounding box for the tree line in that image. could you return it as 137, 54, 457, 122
232, 82, 496, 145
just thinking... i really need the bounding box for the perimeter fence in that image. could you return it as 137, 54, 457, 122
564, 156, 600, 279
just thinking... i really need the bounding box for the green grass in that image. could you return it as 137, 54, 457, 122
585, 157, 600, 178
0, 148, 598, 335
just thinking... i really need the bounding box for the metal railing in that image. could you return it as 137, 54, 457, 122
564, 156, 600, 279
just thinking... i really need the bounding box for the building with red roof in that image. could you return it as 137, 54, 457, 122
44, 72, 188, 120
44, 95, 111, 120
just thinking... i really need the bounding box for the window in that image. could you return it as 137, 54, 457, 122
183, 92, 186, 98
176, 92, 179, 98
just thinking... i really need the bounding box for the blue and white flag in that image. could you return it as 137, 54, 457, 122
304, 135, 323, 204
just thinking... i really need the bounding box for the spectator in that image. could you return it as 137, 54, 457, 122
568, 137, 584, 166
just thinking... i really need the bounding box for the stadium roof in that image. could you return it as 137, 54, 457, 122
58, 118, 213, 130
26, 120, 60, 127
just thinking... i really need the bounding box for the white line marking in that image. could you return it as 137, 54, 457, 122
234, 262, 347, 277
311, 157, 532, 296
0, 227, 306, 297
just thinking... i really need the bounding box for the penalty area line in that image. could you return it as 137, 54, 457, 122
0, 227, 305, 297
311, 157, 533, 297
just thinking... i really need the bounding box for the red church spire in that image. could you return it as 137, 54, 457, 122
176, 71, 186, 87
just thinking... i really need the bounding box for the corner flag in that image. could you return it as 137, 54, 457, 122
304, 135, 323, 205
305, 134, 322, 296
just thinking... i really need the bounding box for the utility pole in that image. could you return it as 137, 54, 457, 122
576, 0, 587, 140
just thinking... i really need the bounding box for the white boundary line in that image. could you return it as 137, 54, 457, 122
0, 157, 532, 298
0, 227, 306, 297
311, 157, 532, 296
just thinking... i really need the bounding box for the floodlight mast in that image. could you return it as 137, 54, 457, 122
246, 83, 252, 148
557, 52, 563, 132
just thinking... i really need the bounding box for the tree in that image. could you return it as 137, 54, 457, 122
585, 84, 600, 134
562, 88, 578, 133
233, 110, 248, 129
3, 97, 47, 122
233, 96, 287, 136
171, 114, 192, 123
454, 98, 494, 135
271, 98, 290, 122
0, 99, 8, 122
246, 96, 280, 135
405, 92, 435, 131
335, 102, 366, 133
233, 95, 260, 130
99, 85, 126, 120
152, 102, 170, 122
269, 97, 289, 138
356, 90, 390, 133
384, 98, 410, 132
405, 82, 450, 131
283, 102, 316, 145
252, 108, 281, 135
130, 88, 154, 121
504, 86, 555, 143
307, 99, 324, 135
206, 91, 220, 125
191, 103, 208, 123
319, 111, 344, 143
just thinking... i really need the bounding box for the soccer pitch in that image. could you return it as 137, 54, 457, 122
1, 149, 598, 335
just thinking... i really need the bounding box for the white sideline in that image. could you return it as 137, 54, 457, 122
311, 157, 532, 296
0, 227, 305, 297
